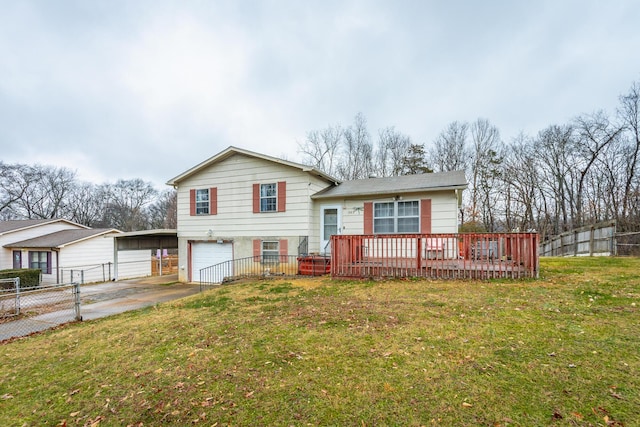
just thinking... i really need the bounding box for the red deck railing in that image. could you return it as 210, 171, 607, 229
330, 233, 539, 280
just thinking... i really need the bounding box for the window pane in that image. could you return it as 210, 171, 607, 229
260, 183, 277, 212
262, 241, 279, 263
374, 202, 394, 218
374, 218, 394, 233
29, 251, 49, 273
261, 183, 276, 197
373, 200, 419, 233
398, 217, 419, 233
195, 189, 209, 215
323, 208, 338, 240
261, 197, 276, 212
398, 201, 419, 217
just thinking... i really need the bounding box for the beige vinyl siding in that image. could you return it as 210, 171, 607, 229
312, 190, 459, 252
56, 234, 116, 284
115, 250, 152, 280
55, 234, 148, 284
174, 153, 333, 277
0, 222, 86, 271
177, 154, 328, 237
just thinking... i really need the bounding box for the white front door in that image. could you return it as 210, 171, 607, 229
320, 205, 341, 254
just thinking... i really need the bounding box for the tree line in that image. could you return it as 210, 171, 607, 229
0, 165, 176, 231
3, 80, 638, 241
299, 80, 640, 241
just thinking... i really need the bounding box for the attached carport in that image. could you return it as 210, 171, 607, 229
113, 229, 178, 280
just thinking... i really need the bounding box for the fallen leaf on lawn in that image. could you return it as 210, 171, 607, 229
609, 389, 623, 400
462, 402, 473, 407
70, 411, 80, 417
245, 391, 254, 398
1, 394, 14, 399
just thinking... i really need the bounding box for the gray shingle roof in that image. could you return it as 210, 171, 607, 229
0, 219, 58, 234
3, 229, 118, 249
312, 170, 467, 199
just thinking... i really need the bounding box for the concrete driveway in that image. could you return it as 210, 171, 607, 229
78, 274, 199, 320
1, 275, 200, 341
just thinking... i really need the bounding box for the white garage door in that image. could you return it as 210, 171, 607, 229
192, 242, 233, 283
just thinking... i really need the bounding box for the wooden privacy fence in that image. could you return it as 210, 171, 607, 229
539, 221, 616, 257
331, 233, 539, 280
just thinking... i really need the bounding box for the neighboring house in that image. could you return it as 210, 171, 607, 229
0, 219, 151, 285
167, 146, 467, 282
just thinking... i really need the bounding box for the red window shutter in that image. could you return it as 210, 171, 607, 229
253, 184, 260, 213
364, 202, 373, 234
189, 189, 196, 216
277, 181, 286, 212
210, 187, 217, 215
253, 239, 261, 260
421, 199, 432, 234
279, 239, 288, 262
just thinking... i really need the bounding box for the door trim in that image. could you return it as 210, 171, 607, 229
320, 205, 342, 254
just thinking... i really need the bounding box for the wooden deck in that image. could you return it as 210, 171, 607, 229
331, 233, 539, 280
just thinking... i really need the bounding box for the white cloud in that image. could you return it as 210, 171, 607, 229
1, 0, 639, 187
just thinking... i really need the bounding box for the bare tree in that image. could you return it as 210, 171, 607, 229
618, 80, 640, 228
337, 112, 374, 180
67, 182, 110, 227
298, 124, 343, 178
429, 121, 469, 173
102, 179, 158, 231
0, 163, 33, 219
535, 124, 576, 233
573, 111, 624, 227
375, 126, 411, 176
502, 133, 540, 233
148, 189, 178, 229
2, 164, 76, 219
469, 118, 504, 230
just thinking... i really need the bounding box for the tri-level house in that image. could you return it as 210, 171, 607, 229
166, 146, 467, 283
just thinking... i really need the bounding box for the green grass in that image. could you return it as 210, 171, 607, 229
1, 257, 639, 426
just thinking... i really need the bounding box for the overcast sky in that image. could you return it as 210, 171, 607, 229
1, 0, 639, 189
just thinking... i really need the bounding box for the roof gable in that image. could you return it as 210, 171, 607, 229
3, 228, 120, 249
0, 219, 89, 235
312, 170, 467, 199
166, 146, 339, 186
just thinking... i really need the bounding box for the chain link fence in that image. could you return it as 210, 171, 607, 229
0, 278, 81, 341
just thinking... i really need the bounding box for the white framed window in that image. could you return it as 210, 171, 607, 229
261, 241, 279, 263
260, 183, 277, 212
195, 189, 210, 215
373, 200, 419, 233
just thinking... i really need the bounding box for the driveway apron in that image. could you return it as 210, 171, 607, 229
1, 275, 199, 341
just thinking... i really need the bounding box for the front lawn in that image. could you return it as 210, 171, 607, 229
1, 257, 638, 426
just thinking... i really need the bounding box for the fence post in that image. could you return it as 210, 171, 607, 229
73, 282, 82, 321
14, 277, 21, 316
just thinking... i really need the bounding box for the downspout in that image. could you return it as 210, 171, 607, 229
53, 248, 60, 284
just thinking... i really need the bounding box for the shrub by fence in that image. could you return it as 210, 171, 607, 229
0, 269, 41, 288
